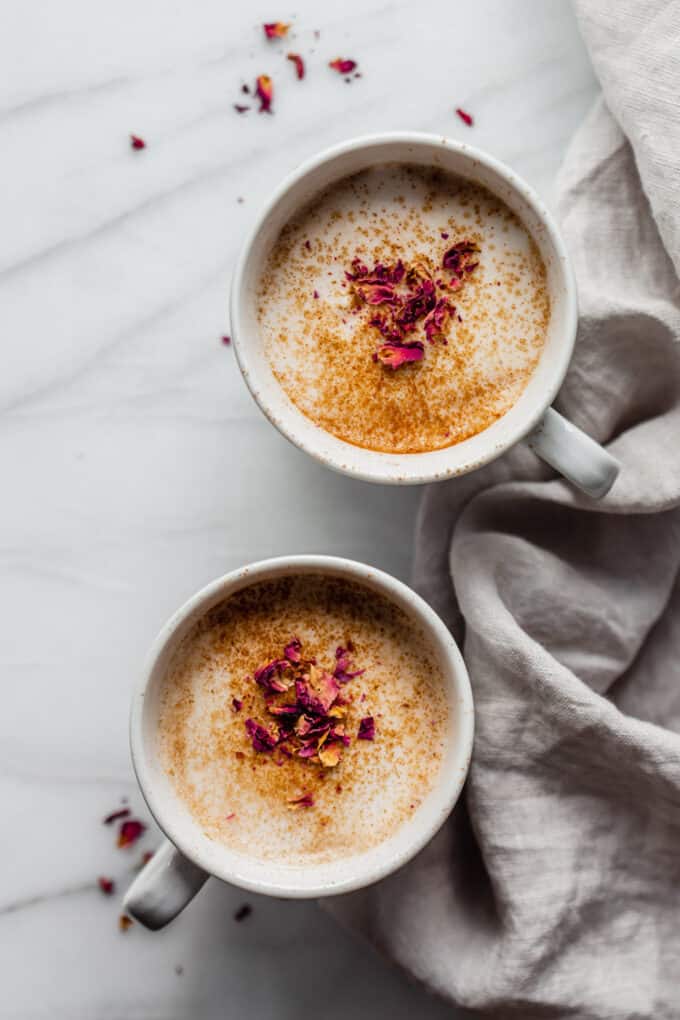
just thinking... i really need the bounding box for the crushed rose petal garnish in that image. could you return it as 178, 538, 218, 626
232, 696, 243, 712
358, 716, 375, 740
233, 104, 250, 114
140, 850, 154, 866
119, 915, 133, 932
222, 335, 232, 345
287, 53, 305, 79
263, 22, 289, 38
241, 637, 370, 787
346, 246, 480, 368
117, 819, 146, 849
329, 58, 357, 74
98, 876, 115, 895
455, 107, 474, 126
103, 807, 130, 825
130, 135, 146, 150
255, 75, 273, 113
226, 812, 236, 821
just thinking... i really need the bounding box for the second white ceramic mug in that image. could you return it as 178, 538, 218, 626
230, 132, 619, 498
123, 555, 474, 929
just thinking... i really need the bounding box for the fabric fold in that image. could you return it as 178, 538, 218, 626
327, 3, 680, 1016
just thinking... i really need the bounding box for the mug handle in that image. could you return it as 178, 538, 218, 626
526, 407, 620, 499
123, 839, 209, 930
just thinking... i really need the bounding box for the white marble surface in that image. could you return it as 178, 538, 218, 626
1, 1, 597, 1016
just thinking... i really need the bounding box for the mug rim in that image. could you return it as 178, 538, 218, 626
129, 555, 474, 898
230, 130, 578, 485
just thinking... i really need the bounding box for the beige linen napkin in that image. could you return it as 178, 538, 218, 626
328, 2, 680, 1016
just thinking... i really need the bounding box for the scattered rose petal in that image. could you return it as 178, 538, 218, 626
242, 83, 250, 94
103, 807, 130, 826
334, 646, 364, 683
456, 107, 474, 127
377, 343, 424, 369
130, 135, 146, 150
234, 903, 252, 921
226, 812, 236, 821
222, 335, 232, 345
245, 717, 278, 752
254, 657, 291, 692
119, 915, 133, 932
287, 792, 314, 809
423, 297, 452, 344
255, 74, 274, 113
313, 289, 319, 299
117, 819, 146, 849
319, 742, 343, 767
263, 22, 289, 38
98, 876, 115, 895
140, 850, 154, 866
232, 696, 243, 712
284, 637, 302, 663
287, 53, 305, 79
441, 232, 449, 240
329, 58, 357, 74
233, 104, 250, 114
358, 716, 375, 740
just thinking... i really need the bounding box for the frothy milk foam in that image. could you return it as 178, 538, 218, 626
157, 575, 449, 864
257, 163, 550, 454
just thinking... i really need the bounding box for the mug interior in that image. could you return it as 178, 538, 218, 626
231, 133, 576, 484
131, 556, 474, 898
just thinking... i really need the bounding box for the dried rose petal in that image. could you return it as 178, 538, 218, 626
397, 279, 436, 330
423, 297, 452, 344
287, 53, 305, 79
456, 107, 474, 127
319, 742, 343, 768
234, 903, 252, 921
226, 812, 236, 821
313, 289, 319, 299
284, 637, 302, 664
233, 104, 250, 114
232, 696, 243, 712
119, 914, 133, 932
117, 819, 146, 848
140, 850, 154, 866
287, 792, 314, 808
222, 335, 232, 345
103, 807, 130, 826
355, 282, 398, 306
329, 58, 357, 74
245, 717, 277, 752
130, 135, 146, 150
263, 22, 289, 38
442, 240, 479, 273
268, 703, 300, 718
377, 343, 424, 369
254, 657, 290, 692
98, 876, 115, 895
255, 75, 273, 113
358, 716, 375, 740
333, 646, 364, 684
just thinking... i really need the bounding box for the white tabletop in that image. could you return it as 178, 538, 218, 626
1, 1, 596, 1016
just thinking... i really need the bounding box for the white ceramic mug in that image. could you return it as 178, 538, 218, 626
123, 555, 474, 929
230, 132, 619, 498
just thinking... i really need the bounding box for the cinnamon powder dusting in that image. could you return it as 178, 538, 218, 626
157, 575, 449, 864
257, 163, 550, 454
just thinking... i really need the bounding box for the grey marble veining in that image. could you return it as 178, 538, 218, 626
0, 0, 597, 1015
